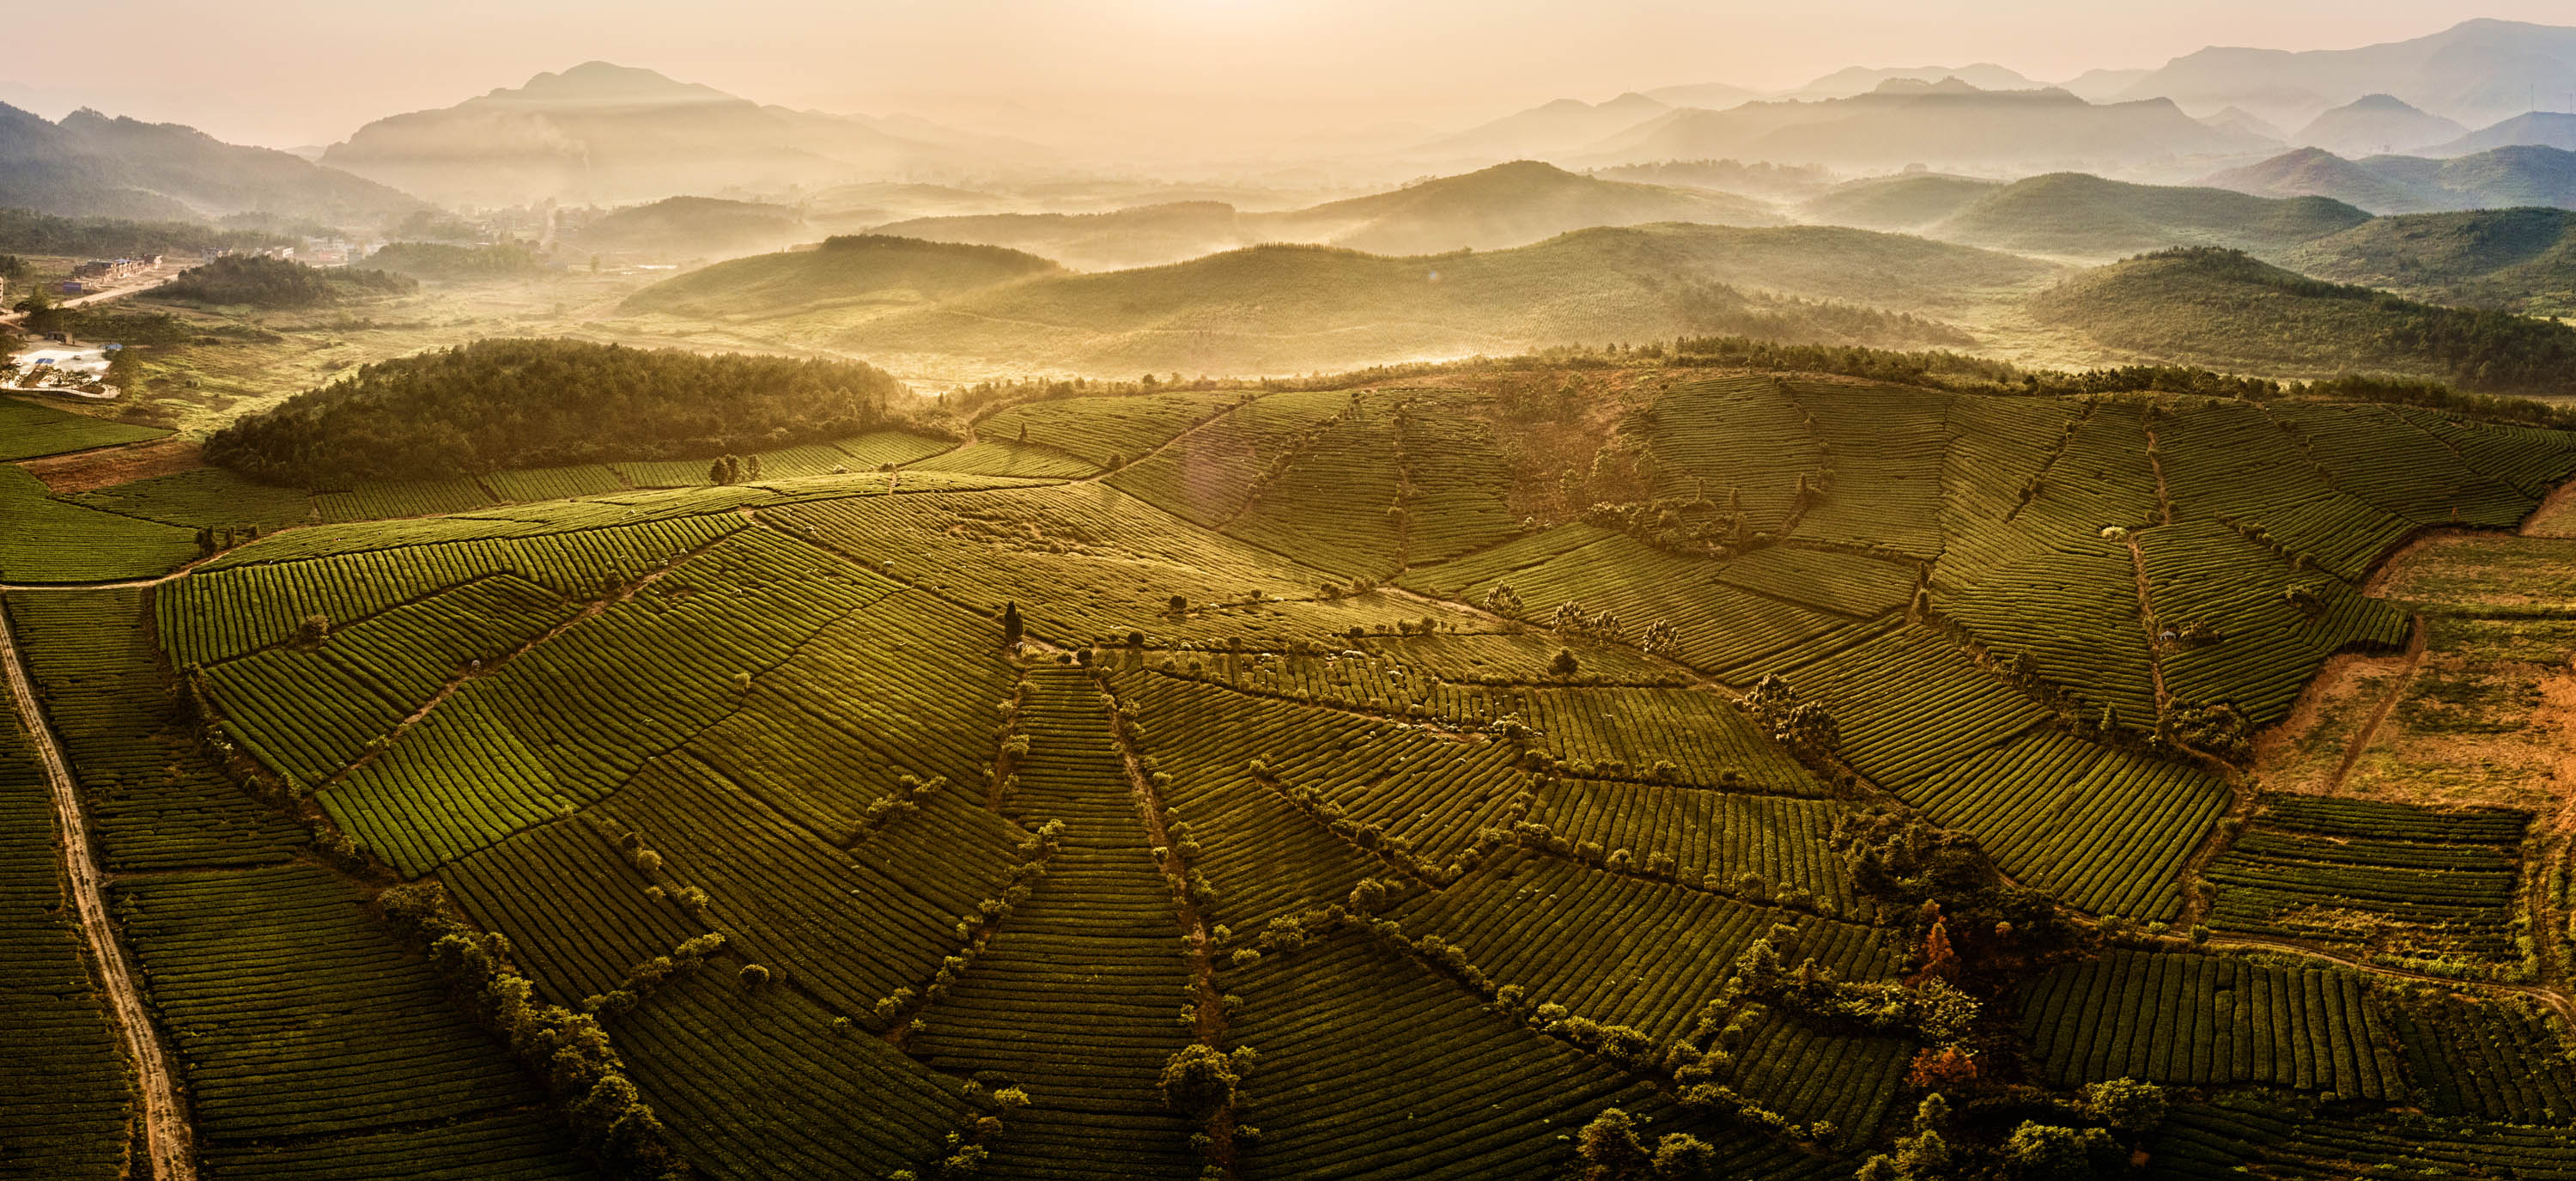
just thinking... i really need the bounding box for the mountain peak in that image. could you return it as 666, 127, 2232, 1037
487, 62, 735, 107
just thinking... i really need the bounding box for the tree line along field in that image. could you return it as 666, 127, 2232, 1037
4, 357, 2576, 1180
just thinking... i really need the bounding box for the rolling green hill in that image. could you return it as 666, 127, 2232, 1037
1800, 173, 2002, 231
617, 233, 1064, 320
2202, 145, 2576, 215
2032, 247, 2576, 393
793, 223, 2053, 374
871, 161, 1785, 271
204, 338, 914, 482
1271, 160, 1785, 255
2281, 208, 2576, 314
1927, 173, 2372, 259
569, 195, 811, 259
869, 202, 1249, 271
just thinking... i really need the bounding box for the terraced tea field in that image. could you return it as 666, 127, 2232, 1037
6, 366, 2576, 1179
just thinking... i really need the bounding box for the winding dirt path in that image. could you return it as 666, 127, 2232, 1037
0, 603, 196, 1180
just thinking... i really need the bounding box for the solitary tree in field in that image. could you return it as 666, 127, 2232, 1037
1551, 648, 1580, 679
1000, 601, 1024, 647
1157, 1044, 1238, 1117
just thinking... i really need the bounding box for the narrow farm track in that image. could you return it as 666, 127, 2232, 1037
1103, 681, 1235, 1170
2121, 533, 2172, 714
0, 602, 197, 1181
2326, 614, 2428, 794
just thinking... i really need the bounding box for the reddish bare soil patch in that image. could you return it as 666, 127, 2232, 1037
19, 436, 204, 492
2526, 478, 2576, 539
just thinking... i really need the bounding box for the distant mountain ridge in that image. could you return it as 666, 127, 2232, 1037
2424, 113, 2576, 157
2110, 19, 2576, 131
2292, 94, 2465, 157
322, 62, 1032, 208
1577, 81, 2275, 173
0, 102, 422, 225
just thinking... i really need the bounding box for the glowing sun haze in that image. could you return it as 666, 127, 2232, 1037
6, 0, 2568, 149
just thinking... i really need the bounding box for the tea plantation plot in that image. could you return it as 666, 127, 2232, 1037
10, 369, 2576, 1180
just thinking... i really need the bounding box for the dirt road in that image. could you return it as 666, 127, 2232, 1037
0, 604, 195, 1180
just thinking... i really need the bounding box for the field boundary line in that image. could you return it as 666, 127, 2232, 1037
0, 599, 197, 1180
2203, 932, 2576, 1028
2325, 613, 2427, 796
301, 518, 752, 794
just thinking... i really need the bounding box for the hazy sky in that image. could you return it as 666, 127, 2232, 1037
6, 1, 2567, 149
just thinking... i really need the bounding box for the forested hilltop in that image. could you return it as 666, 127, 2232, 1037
204, 338, 918, 483
157, 254, 416, 308
353, 241, 549, 280
0, 206, 289, 258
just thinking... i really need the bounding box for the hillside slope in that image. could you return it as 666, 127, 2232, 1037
618, 234, 1063, 320
2032, 247, 2576, 393
873, 161, 1785, 270
1270, 160, 1784, 254
868, 203, 1250, 272
811, 224, 2051, 374
1801, 174, 2003, 231
2281, 208, 2576, 314
2202, 144, 2576, 214
1925, 173, 2370, 258
570, 197, 812, 260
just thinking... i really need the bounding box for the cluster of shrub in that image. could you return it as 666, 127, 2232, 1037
355, 241, 547, 280
378, 881, 688, 1179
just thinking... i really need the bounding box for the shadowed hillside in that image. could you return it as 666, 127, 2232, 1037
2032, 246, 2576, 393
0, 102, 422, 224
2282, 208, 2576, 314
